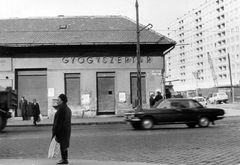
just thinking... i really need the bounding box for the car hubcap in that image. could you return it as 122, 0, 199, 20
200, 118, 208, 126
143, 120, 152, 128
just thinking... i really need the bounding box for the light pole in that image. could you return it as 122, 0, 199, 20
135, 0, 152, 110
135, 0, 142, 110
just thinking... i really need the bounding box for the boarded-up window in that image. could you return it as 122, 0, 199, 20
65, 73, 80, 105
130, 72, 146, 104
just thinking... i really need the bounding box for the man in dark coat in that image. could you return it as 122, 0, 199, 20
32, 99, 40, 126
154, 91, 163, 102
52, 94, 72, 164
19, 96, 28, 120
149, 94, 155, 108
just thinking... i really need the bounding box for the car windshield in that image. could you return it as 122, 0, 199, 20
218, 93, 226, 96
196, 98, 204, 102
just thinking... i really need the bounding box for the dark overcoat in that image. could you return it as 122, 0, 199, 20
32, 103, 40, 116
52, 103, 72, 150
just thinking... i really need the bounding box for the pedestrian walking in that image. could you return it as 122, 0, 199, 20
52, 94, 72, 164
154, 91, 163, 102
19, 96, 28, 120
149, 93, 155, 108
32, 99, 40, 126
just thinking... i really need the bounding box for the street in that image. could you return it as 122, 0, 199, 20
1, 117, 240, 165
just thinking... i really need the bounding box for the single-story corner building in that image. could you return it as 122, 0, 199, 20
0, 15, 176, 118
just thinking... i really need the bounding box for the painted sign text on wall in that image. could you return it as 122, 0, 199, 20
62, 56, 152, 64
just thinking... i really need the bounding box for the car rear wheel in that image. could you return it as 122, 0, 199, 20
141, 117, 154, 130
130, 122, 141, 130
198, 116, 210, 128
186, 123, 197, 128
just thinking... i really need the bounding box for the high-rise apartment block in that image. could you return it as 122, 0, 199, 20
167, 0, 240, 91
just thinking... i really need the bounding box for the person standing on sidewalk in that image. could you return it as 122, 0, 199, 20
19, 96, 28, 120
32, 99, 40, 126
52, 94, 72, 164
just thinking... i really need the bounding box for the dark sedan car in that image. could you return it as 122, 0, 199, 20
125, 98, 225, 130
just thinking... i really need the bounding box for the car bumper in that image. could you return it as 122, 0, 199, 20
215, 116, 225, 120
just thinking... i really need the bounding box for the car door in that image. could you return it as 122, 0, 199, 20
154, 100, 180, 123
176, 100, 200, 122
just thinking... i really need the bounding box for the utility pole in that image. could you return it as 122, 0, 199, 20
227, 53, 234, 103
135, 0, 142, 110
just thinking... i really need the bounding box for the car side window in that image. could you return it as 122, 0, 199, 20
189, 100, 202, 108
170, 102, 179, 109
179, 101, 189, 108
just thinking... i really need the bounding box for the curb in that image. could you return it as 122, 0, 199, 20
6, 121, 127, 127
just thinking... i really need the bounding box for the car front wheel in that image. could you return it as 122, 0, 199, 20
141, 117, 154, 130
198, 116, 210, 128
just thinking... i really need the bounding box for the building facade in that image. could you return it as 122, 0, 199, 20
167, 0, 240, 92
0, 16, 175, 117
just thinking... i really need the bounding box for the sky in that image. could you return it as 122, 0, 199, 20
0, 0, 206, 36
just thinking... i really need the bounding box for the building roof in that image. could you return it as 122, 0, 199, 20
0, 16, 176, 47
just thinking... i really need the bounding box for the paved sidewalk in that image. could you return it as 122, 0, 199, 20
0, 159, 155, 165
7, 115, 126, 127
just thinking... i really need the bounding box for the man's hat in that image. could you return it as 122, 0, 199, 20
58, 94, 68, 103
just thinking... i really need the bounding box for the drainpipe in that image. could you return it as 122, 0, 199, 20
162, 45, 176, 98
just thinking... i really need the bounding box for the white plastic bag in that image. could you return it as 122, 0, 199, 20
37, 114, 43, 122
48, 136, 60, 158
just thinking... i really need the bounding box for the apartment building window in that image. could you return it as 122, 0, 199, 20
218, 57, 226, 62
218, 66, 227, 71
216, 0, 224, 4
216, 6, 224, 12
179, 20, 184, 24
197, 54, 203, 59
218, 48, 226, 54
217, 31, 225, 37
197, 69, 204, 73
179, 39, 185, 43
195, 10, 201, 16
180, 66, 186, 69
219, 74, 227, 79
217, 23, 225, 29
197, 62, 203, 66
195, 17, 202, 23
217, 14, 225, 21
180, 52, 185, 56
180, 59, 185, 63
196, 40, 203, 44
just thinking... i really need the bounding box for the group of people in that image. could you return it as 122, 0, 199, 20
149, 91, 163, 107
19, 96, 41, 126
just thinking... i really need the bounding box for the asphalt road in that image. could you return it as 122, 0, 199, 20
1, 117, 240, 165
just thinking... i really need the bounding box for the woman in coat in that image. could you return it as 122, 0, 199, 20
52, 94, 72, 164
32, 99, 40, 126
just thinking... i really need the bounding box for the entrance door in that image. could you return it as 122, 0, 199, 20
17, 70, 47, 116
97, 73, 115, 115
